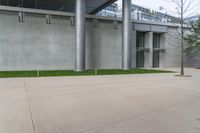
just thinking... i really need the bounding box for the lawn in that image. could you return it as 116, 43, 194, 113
0, 69, 172, 78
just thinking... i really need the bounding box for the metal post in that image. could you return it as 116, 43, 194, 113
75, 0, 86, 71
122, 0, 132, 70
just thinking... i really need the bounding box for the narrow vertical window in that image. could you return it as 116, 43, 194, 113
136, 32, 145, 68
153, 33, 161, 68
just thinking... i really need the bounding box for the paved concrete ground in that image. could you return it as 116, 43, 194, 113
0, 68, 200, 133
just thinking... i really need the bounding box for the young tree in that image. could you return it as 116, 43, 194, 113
161, 0, 200, 76
184, 17, 200, 56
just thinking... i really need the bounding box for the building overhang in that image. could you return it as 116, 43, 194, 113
0, 0, 117, 14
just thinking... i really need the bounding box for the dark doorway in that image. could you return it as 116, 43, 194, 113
137, 51, 145, 68
153, 33, 161, 68
136, 32, 145, 68
153, 51, 160, 68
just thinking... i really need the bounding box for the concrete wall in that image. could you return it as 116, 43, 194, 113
0, 11, 126, 70
0, 10, 193, 71
185, 53, 200, 67
0, 12, 75, 70
184, 30, 200, 68
86, 20, 123, 70
162, 27, 182, 68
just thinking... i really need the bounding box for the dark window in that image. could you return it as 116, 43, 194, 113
136, 32, 145, 48
137, 51, 145, 68
153, 33, 161, 48
0, 0, 8, 6
136, 32, 145, 68
153, 51, 160, 68
153, 33, 161, 68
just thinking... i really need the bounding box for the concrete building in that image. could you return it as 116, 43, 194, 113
0, 0, 198, 71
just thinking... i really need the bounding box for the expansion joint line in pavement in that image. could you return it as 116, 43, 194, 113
78, 95, 200, 133
23, 79, 38, 133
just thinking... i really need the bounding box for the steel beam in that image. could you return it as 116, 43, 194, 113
75, 0, 86, 71
122, 0, 131, 70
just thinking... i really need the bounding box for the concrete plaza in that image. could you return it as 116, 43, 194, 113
0, 68, 200, 133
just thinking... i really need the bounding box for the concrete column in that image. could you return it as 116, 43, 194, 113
131, 30, 137, 68
144, 32, 153, 68
160, 33, 166, 68
75, 0, 86, 71
122, 0, 132, 70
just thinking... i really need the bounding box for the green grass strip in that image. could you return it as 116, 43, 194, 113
97, 69, 172, 75
0, 71, 37, 78
39, 70, 95, 77
0, 69, 173, 78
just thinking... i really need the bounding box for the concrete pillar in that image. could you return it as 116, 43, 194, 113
160, 33, 166, 68
144, 32, 153, 68
122, 0, 132, 70
75, 0, 86, 71
131, 30, 137, 68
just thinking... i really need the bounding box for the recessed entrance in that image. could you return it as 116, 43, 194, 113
136, 32, 145, 68
153, 33, 161, 68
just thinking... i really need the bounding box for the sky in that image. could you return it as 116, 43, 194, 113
116, 0, 200, 18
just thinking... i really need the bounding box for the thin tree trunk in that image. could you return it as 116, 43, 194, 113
180, 0, 184, 76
